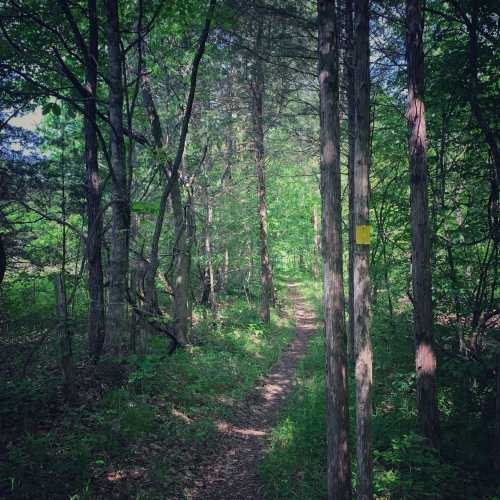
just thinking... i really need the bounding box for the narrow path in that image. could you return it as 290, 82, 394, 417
189, 283, 318, 499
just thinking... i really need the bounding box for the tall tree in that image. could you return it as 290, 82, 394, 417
0, 234, 5, 285
105, 0, 130, 355
140, 76, 191, 345
353, 0, 373, 497
345, 0, 356, 362
250, 18, 275, 324
141, 1, 214, 345
84, 0, 106, 359
496, 353, 500, 473
405, 0, 440, 448
317, 0, 352, 497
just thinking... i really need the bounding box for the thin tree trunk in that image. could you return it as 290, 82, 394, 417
105, 0, 129, 356
56, 145, 75, 401
376, 209, 394, 328
85, 0, 105, 359
204, 181, 216, 310
185, 190, 195, 325
172, 178, 190, 342
140, 76, 191, 344
318, 0, 352, 497
312, 206, 321, 277
54, 274, 75, 402
129, 213, 145, 353
353, 0, 373, 497
251, 21, 274, 324
466, 2, 500, 242
0, 234, 5, 285
495, 353, 500, 473
406, 0, 440, 449
222, 248, 229, 292
140, 5, 213, 343
462, 1, 500, 193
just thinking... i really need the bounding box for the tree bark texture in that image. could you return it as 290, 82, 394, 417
406, 0, 440, 449
317, 0, 353, 498
105, 0, 130, 355
345, 0, 356, 363
353, 0, 373, 498
250, 22, 274, 325
0, 234, 5, 285
85, 0, 105, 359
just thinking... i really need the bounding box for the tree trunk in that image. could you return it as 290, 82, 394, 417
406, 0, 440, 449
464, 2, 500, 244
139, 6, 213, 344
140, 75, 191, 345
345, 0, 356, 363
463, 2, 500, 197
353, 0, 373, 497
377, 213, 394, 329
185, 191, 195, 325
0, 234, 5, 285
85, 0, 105, 359
129, 213, 147, 354
105, 0, 129, 356
251, 22, 274, 325
495, 353, 500, 473
312, 206, 321, 277
317, 0, 353, 498
54, 274, 75, 402
222, 248, 229, 292
140, 73, 167, 333
172, 179, 190, 343
203, 180, 216, 310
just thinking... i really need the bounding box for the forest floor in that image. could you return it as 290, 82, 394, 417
186, 282, 317, 499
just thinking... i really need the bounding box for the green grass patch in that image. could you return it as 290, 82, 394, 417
0, 291, 295, 499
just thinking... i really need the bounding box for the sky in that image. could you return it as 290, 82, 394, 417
9, 107, 43, 131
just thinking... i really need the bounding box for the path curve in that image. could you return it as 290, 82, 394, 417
189, 283, 317, 499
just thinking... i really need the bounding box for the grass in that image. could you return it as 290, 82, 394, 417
0, 288, 296, 499
2, 272, 498, 499
261, 276, 500, 500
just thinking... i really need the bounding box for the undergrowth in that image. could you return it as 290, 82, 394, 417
0, 289, 295, 499
261, 277, 500, 500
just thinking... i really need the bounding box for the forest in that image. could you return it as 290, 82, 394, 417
0, 0, 499, 498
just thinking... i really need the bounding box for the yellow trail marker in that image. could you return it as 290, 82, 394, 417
355, 224, 371, 245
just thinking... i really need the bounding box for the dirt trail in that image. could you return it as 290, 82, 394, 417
189, 283, 318, 500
